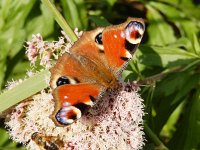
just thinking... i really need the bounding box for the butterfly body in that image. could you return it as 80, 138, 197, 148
50, 18, 145, 126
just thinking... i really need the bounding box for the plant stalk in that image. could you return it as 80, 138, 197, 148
41, 0, 78, 42
144, 123, 169, 150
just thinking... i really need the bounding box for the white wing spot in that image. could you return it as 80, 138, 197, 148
63, 102, 70, 107
125, 51, 132, 59
120, 31, 125, 38
64, 96, 68, 99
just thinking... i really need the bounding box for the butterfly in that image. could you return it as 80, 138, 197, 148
50, 17, 145, 126
31, 132, 64, 150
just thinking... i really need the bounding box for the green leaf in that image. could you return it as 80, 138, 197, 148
155, 72, 191, 97
168, 88, 200, 150
89, 15, 111, 27
179, 20, 199, 40
138, 45, 199, 68
41, 0, 78, 42
146, 4, 176, 45
160, 102, 184, 139
149, 1, 181, 19
153, 73, 200, 133
6, 61, 30, 82
0, 128, 23, 148
4, 49, 28, 83
25, 1, 55, 38
61, 0, 88, 29
0, 70, 50, 113
105, 0, 117, 7
167, 37, 193, 53
192, 33, 200, 56
0, 128, 9, 147
0, 0, 38, 89
148, 1, 199, 40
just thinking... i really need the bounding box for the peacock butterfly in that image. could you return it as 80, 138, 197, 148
50, 18, 145, 126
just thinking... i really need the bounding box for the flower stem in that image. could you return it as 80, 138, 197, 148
137, 67, 182, 85
41, 0, 78, 42
144, 123, 169, 150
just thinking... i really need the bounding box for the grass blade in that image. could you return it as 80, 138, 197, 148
41, 0, 78, 42
0, 70, 50, 113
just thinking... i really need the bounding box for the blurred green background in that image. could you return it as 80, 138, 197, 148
0, 0, 200, 150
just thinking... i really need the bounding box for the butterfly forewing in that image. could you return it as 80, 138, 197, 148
102, 17, 145, 72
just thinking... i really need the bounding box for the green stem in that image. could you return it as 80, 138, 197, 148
137, 67, 182, 85
41, 0, 78, 42
144, 123, 169, 150
138, 59, 200, 86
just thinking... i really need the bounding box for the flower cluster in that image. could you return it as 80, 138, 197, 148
4, 30, 145, 150
25, 28, 82, 68
6, 83, 145, 150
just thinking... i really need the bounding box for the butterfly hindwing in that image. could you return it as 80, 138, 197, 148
51, 83, 100, 126
50, 53, 103, 126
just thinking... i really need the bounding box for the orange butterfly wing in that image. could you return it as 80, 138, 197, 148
102, 18, 145, 71
51, 83, 100, 126
71, 17, 145, 74
50, 53, 103, 126
50, 53, 92, 89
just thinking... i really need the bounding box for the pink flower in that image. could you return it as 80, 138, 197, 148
25, 34, 43, 64
25, 30, 82, 68
5, 83, 145, 150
